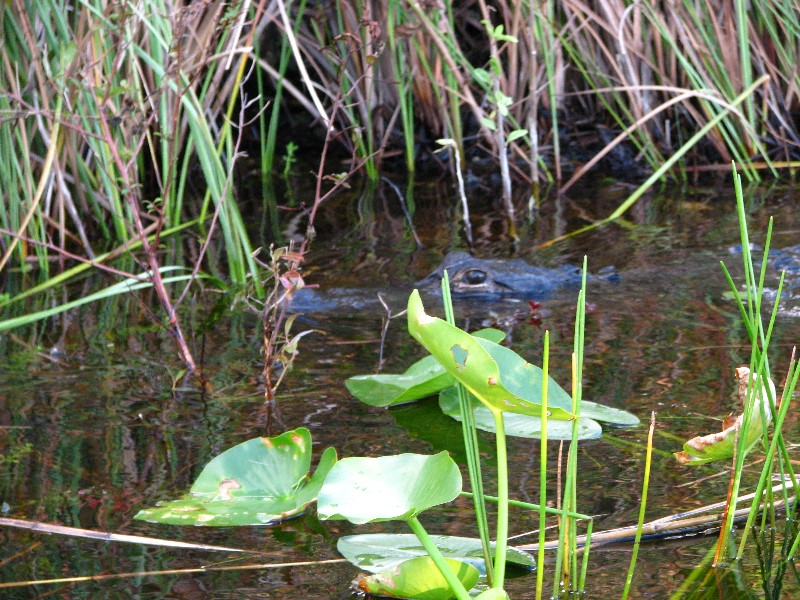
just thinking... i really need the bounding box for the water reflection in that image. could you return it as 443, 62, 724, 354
2, 177, 800, 596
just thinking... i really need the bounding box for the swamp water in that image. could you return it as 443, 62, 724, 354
1, 177, 800, 598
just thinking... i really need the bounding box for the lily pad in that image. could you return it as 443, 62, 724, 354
407, 290, 573, 419
338, 533, 535, 576
346, 328, 506, 407
134, 428, 336, 526
580, 400, 640, 427
439, 389, 602, 440
317, 452, 461, 524
390, 400, 495, 462
354, 556, 480, 600
675, 367, 775, 465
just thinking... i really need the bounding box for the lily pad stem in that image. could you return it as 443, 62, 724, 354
491, 408, 509, 588
406, 516, 472, 600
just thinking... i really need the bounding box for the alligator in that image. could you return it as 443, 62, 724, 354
287, 251, 617, 313
415, 251, 617, 298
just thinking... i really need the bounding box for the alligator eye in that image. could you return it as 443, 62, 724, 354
463, 269, 487, 285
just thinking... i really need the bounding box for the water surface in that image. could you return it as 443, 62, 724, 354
1, 176, 800, 598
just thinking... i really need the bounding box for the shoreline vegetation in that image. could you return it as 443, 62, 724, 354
2, 0, 799, 381
1, 1, 798, 378
3, 1, 800, 275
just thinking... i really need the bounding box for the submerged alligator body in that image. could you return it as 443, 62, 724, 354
288, 251, 616, 314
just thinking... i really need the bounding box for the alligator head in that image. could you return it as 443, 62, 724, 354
288, 251, 616, 314
417, 251, 610, 299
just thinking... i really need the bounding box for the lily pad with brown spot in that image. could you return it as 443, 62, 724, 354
135, 428, 337, 526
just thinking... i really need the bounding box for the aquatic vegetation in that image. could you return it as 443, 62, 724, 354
675, 367, 776, 465
337, 267, 636, 597
135, 428, 336, 526
133, 260, 632, 598
337, 534, 534, 577
671, 168, 800, 568
347, 303, 638, 440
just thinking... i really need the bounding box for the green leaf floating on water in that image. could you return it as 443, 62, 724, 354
345, 328, 506, 407
439, 388, 603, 440
338, 533, 535, 576
407, 290, 573, 419
675, 367, 775, 465
317, 452, 461, 524
354, 556, 480, 600
134, 428, 337, 526
580, 399, 640, 427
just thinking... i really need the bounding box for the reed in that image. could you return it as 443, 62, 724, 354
5, 0, 800, 369
6, 1, 800, 280
713, 170, 800, 564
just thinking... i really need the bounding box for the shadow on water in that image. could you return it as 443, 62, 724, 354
2, 174, 800, 597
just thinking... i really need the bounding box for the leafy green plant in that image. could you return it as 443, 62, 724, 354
669, 165, 800, 569
346, 323, 637, 437
318, 452, 479, 600
345, 268, 637, 597
133, 258, 639, 597
135, 428, 336, 526
338, 533, 534, 577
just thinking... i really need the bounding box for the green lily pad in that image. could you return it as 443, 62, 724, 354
580, 400, 640, 427
354, 556, 480, 600
338, 533, 535, 576
439, 389, 602, 440
390, 400, 495, 462
317, 452, 461, 524
345, 328, 506, 407
134, 428, 337, 526
407, 290, 573, 419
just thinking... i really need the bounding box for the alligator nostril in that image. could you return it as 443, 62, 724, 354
463, 269, 487, 285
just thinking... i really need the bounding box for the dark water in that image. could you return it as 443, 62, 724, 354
1, 175, 800, 598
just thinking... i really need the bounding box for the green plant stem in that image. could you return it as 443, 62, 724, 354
751, 359, 800, 559
440, 272, 493, 583
536, 331, 550, 600
491, 408, 509, 589
716, 171, 787, 561
622, 412, 655, 599
406, 516, 471, 600
456, 382, 493, 584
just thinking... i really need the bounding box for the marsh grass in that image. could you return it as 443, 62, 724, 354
5, 1, 800, 272
262, 0, 800, 191
715, 173, 800, 564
